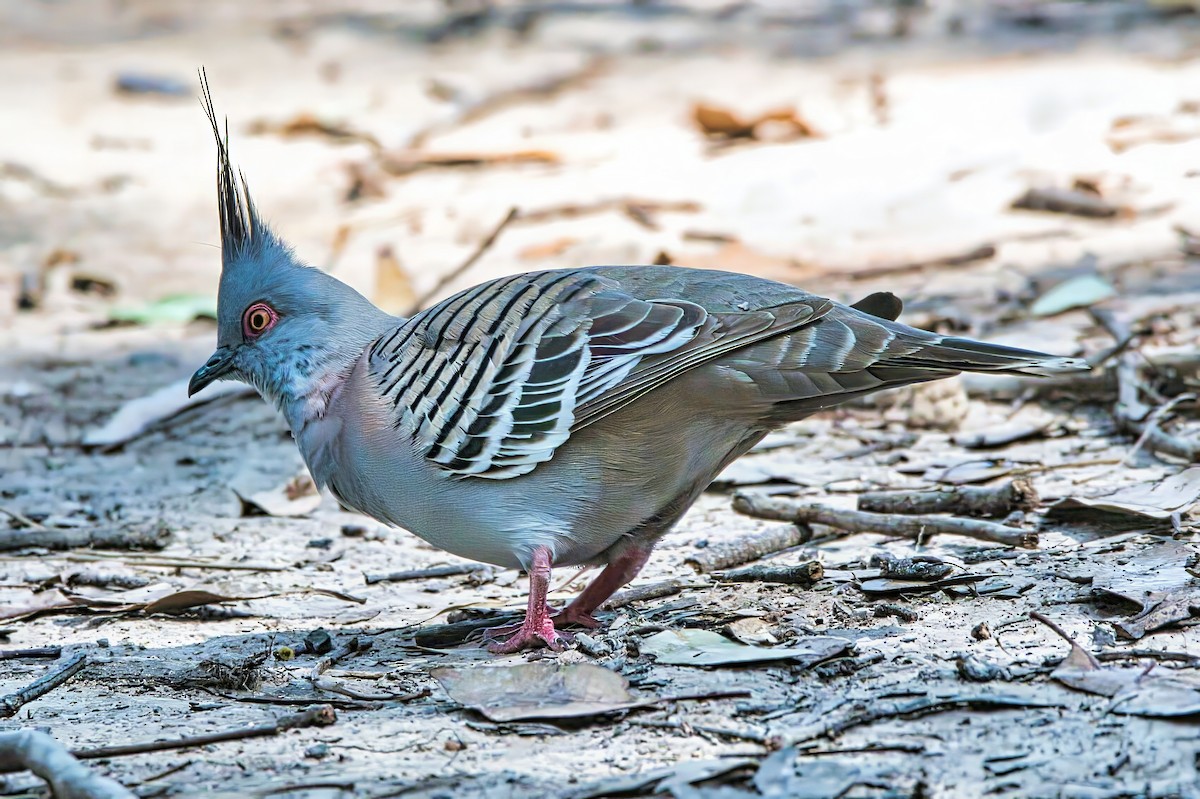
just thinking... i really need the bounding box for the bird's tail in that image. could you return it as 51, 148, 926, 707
875, 335, 1090, 378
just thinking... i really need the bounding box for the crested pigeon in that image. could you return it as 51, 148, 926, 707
188, 75, 1088, 653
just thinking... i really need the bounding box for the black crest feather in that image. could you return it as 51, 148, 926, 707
198, 68, 262, 264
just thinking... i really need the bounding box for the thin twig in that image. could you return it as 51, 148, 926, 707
789, 694, 1064, 745
408, 58, 607, 148
732, 494, 1036, 549
53, 552, 286, 572
626, 718, 774, 746
0, 506, 45, 530
408, 207, 518, 313
60, 705, 337, 764
364, 563, 481, 586
310, 636, 373, 681
0, 653, 87, 718
0, 730, 134, 798
603, 578, 698, 611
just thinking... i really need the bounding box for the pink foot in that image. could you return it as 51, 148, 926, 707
484, 546, 572, 653
486, 614, 570, 653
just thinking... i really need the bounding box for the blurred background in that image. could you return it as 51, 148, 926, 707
3, 0, 1199, 367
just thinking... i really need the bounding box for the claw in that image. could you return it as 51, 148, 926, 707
486, 616, 571, 653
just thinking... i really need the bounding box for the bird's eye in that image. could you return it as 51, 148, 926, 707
242, 303, 276, 337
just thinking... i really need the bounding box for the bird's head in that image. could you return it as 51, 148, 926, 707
188, 71, 394, 411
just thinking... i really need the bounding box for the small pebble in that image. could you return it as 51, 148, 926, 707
304, 743, 329, 759
971, 621, 992, 641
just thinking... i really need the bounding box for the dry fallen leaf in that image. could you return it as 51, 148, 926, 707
1042, 613, 1200, 716
692, 102, 818, 142
1048, 467, 1200, 521
234, 474, 322, 518
640, 629, 848, 667
247, 113, 380, 149
431, 661, 638, 722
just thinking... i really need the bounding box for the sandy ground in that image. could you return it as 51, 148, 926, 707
1, 2, 1200, 797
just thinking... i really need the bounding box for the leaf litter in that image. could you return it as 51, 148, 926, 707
3, 4, 1200, 797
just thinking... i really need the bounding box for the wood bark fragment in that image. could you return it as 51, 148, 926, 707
683, 524, 811, 573
732, 493, 1036, 549
0, 646, 61, 661
0, 730, 134, 799
712, 560, 824, 586
0, 653, 87, 718
857, 479, 1038, 518
0, 524, 170, 552
1011, 186, 1128, 218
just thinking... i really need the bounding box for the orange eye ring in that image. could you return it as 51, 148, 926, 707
242, 303, 276, 337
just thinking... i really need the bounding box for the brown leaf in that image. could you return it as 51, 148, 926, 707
373, 246, 417, 315
247, 113, 380, 149
692, 103, 818, 142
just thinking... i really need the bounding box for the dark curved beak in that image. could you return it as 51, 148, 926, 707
189, 347, 235, 397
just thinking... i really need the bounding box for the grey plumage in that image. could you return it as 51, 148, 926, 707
189, 72, 1089, 652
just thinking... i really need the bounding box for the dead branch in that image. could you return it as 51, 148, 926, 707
408, 58, 607, 148
59, 705, 337, 764
0, 646, 62, 660
683, 524, 811, 573
713, 560, 824, 586
857, 479, 1038, 518
0, 652, 87, 718
0, 524, 170, 552
842, 243, 996, 281
732, 493, 1036, 549
603, 578, 697, 611
0, 730, 134, 799
1090, 308, 1200, 463
408, 207, 519, 314
364, 563, 481, 586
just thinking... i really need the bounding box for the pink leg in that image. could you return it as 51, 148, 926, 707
556, 545, 652, 629
487, 546, 568, 654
